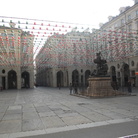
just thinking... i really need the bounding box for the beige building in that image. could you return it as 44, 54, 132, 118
36, 1, 138, 88
36, 30, 93, 87
90, 1, 138, 87
0, 23, 34, 89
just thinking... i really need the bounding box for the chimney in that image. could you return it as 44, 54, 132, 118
119, 7, 126, 13
99, 23, 103, 28
108, 16, 113, 21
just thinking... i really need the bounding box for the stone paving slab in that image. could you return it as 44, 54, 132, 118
81, 112, 111, 122
8, 105, 22, 110
0, 120, 21, 134
0, 87, 137, 137
23, 112, 39, 120
22, 119, 44, 132
35, 106, 51, 113
61, 115, 91, 125
38, 111, 56, 117
41, 116, 66, 128
0, 106, 8, 113
0, 113, 4, 121
2, 113, 22, 121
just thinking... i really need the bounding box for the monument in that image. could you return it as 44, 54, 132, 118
92, 52, 108, 76
85, 52, 122, 97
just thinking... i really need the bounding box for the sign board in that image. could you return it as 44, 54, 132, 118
135, 72, 138, 75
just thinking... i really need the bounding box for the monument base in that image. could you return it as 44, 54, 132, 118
80, 76, 126, 97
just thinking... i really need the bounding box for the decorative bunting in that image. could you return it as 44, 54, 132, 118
0, 16, 137, 68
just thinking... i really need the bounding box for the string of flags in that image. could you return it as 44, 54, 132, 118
0, 16, 138, 68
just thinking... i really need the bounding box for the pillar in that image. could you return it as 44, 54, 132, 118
5, 76, 8, 89
68, 70, 72, 85
17, 73, 21, 89
52, 69, 57, 87
30, 71, 34, 88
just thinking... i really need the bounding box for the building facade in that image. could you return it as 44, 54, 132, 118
36, 1, 138, 88
0, 23, 34, 89
36, 31, 93, 87
90, 1, 138, 87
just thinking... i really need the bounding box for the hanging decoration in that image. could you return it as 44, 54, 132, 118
0, 16, 137, 68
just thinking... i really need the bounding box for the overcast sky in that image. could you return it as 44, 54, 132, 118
0, 0, 134, 29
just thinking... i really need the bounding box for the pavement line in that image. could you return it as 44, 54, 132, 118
0, 118, 134, 138
118, 134, 138, 138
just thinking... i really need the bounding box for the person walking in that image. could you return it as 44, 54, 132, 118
0, 83, 3, 91
58, 83, 61, 90
69, 83, 73, 94
127, 79, 132, 94
74, 82, 78, 94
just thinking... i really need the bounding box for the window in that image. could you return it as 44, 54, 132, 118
121, 28, 125, 35
114, 23, 118, 28
117, 72, 120, 77
131, 61, 134, 66
121, 19, 125, 25
23, 46, 27, 53
128, 24, 132, 32
136, 10, 138, 16
0, 33, 7, 36
2, 69, 5, 73
8, 34, 14, 37
117, 64, 120, 69
9, 39, 14, 49
131, 70, 135, 76
136, 21, 138, 33
128, 15, 131, 21
73, 43, 76, 53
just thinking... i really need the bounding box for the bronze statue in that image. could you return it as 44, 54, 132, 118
92, 52, 108, 76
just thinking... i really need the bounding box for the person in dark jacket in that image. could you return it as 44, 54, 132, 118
127, 79, 132, 94
69, 83, 73, 94
74, 82, 78, 94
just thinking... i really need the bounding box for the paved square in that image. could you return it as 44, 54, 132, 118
0, 87, 137, 137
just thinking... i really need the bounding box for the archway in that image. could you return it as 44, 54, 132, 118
72, 70, 79, 86
8, 70, 17, 89
85, 70, 91, 87
21, 71, 30, 88
57, 71, 64, 87
2, 69, 6, 89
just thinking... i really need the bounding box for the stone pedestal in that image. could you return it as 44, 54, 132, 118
86, 76, 116, 97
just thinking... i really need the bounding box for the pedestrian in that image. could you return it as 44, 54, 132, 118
69, 83, 73, 94
111, 81, 116, 90
58, 83, 61, 89
0, 83, 3, 91
132, 79, 135, 87
111, 81, 119, 91
74, 82, 78, 94
127, 79, 132, 94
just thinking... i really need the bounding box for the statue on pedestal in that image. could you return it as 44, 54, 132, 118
92, 52, 108, 76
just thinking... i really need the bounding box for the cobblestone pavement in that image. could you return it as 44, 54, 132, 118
0, 87, 137, 138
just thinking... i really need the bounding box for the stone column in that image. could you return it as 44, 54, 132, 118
5, 76, 8, 89
52, 69, 57, 87
136, 74, 138, 87
17, 73, 21, 90
68, 70, 72, 84
63, 70, 68, 87
30, 71, 34, 88
0, 76, 2, 83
